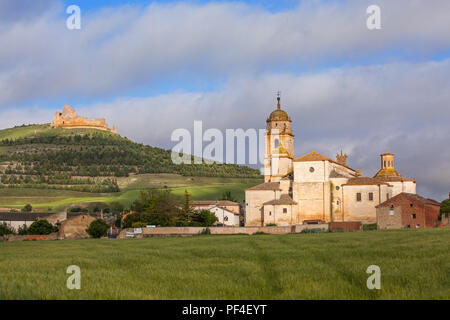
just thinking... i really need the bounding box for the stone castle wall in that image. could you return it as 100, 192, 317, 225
51, 105, 116, 133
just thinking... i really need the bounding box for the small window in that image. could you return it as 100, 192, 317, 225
274, 138, 279, 148
269, 211, 272, 216
283, 208, 287, 214
412, 214, 416, 219
336, 200, 340, 206
224, 216, 229, 222
356, 193, 361, 201
410, 203, 413, 207
335, 186, 340, 191
386, 193, 389, 200
309, 167, 315, 173
416, 224, 420, 229
369, 192, 374, 201
389, 205, 394, 216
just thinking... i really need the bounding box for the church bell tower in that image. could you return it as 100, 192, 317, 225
264, 93, 294, 182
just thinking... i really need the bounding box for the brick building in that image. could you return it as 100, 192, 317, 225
376, 193, 440, 229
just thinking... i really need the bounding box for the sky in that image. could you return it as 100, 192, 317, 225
0, 0, 449, 200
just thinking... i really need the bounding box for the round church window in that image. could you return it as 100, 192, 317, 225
336, 186, 340, 191
309, 167, 315, 172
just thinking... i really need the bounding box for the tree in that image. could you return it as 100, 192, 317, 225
28, 220, 58, 235
86, 219, 109, 238
220, 191, 237, 202
21, 204, 33, 212
440, 198, 450, 220
181, 189, 194, 221
109, 201, 124, 214
193, 210, 218, 227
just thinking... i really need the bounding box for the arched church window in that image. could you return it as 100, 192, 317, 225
274, 139, 279, 148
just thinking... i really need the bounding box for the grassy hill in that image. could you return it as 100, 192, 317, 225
0, 228, 448, 299
0, 124, 262, 210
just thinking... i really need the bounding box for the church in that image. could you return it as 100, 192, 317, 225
245, 96, 416, 226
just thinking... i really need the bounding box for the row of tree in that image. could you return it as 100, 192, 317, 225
0, 130, 262, 179
123, 189, 218, 228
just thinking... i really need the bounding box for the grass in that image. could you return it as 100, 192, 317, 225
0, 124, 49, 141
0, 228, 448, 299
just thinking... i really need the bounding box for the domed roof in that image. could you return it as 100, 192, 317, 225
268, 109, 290, 121
267, 96, 291, 122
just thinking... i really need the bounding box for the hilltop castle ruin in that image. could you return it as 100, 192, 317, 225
51, 104, 117, 133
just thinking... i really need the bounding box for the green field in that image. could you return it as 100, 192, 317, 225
0, 228, 448, 299
0, 174, 262, 210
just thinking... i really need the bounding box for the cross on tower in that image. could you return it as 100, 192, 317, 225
277, 91, 281, 109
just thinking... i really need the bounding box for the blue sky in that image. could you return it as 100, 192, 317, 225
0, 0, 449, 200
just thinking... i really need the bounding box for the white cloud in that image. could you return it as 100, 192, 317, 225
1, 0, 450, 106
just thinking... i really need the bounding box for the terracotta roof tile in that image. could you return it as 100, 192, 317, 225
376, 192, 440, 207
343, 177, 390, 186
246, 182, 280, 191
294, 151, 356, 171
263, 194, 297, 205
192, 200, 240, 206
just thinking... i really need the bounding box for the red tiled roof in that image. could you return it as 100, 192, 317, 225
343, 177, 390, 186
294, 151, 356, 171
246, 182, 281, 191
376, 192, 440, 208
263, 194, 297, 205
192, 200, 240, 206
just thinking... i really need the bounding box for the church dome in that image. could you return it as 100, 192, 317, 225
268, 109, 290, 121
267, 96, 291, 122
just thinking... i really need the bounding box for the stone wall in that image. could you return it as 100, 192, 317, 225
118, 224, 329, 238
58, 214, 97, 239
329, 221, 362, 232
376, 206, 402, 229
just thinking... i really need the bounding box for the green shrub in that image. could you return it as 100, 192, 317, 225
86, 219, 110, 238
266, 223, 277, 226
21, 204, 32, 212
363, 223, 377, 231
0, 222, 15, 236
199, 227, 211, 235
28, 220, 58, 235
131, 221, 147, 228
301, 228, 325, 233
17, 224, 29, 235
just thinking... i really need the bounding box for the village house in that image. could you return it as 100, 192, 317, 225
376, 192, 441, 229
0, 212, 51, 231
191, 200, 241, 226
